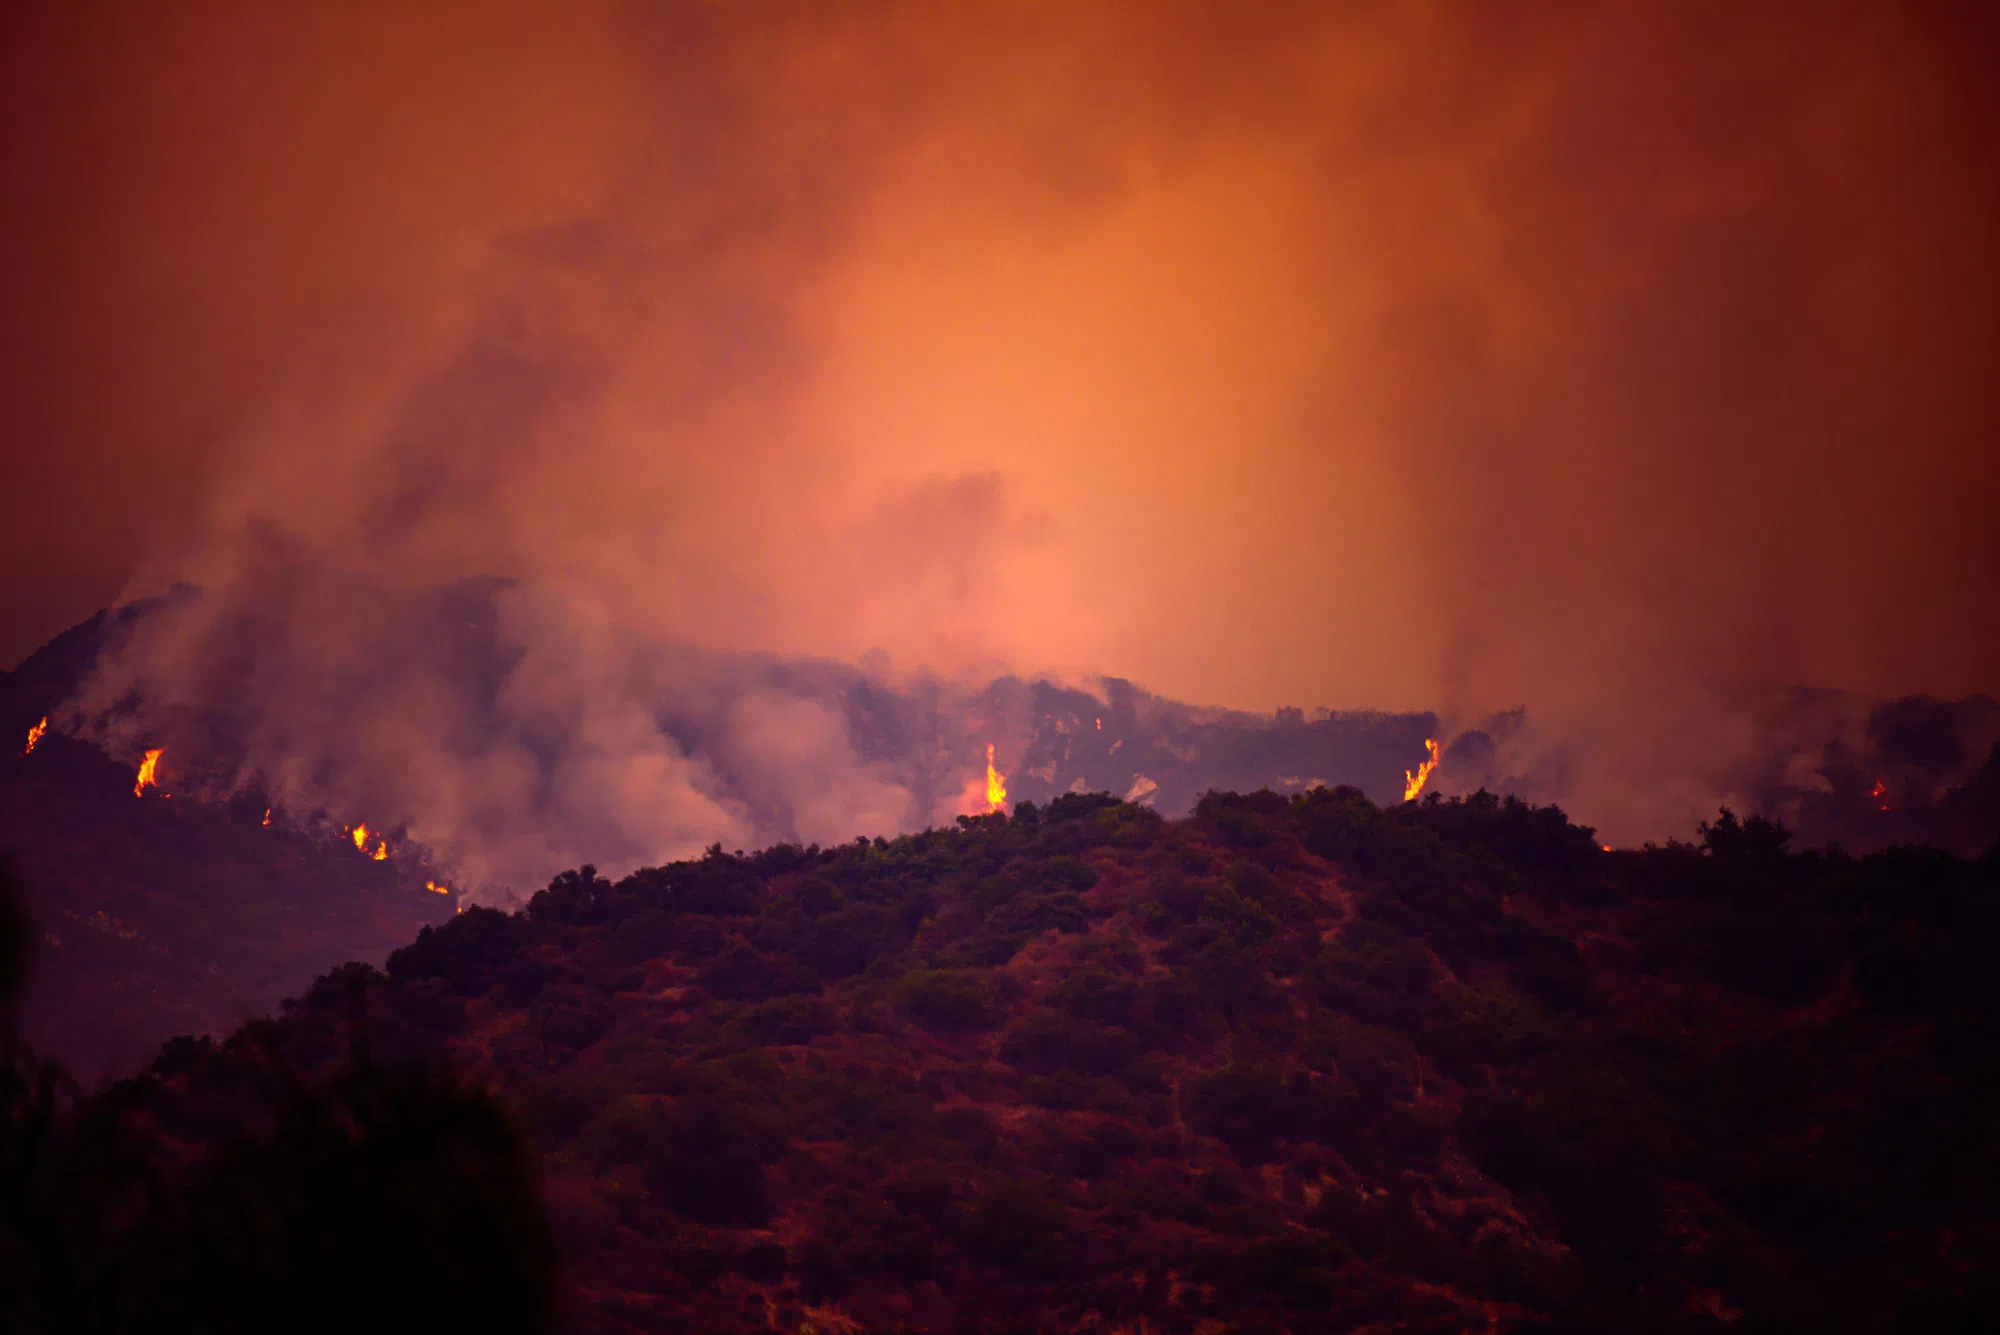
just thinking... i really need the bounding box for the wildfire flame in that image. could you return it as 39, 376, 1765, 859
425, 880, 450, 895
262, 808, 271, 826
1402, 738, 1441, 802
24, 717, 46, 756
350, 823, 389, 860
1869, 778, 1892, 812
985, 743, 1007, 812
134, 748, 164, 797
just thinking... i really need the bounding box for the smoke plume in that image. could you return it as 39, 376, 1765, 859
8, 2, 1998, 871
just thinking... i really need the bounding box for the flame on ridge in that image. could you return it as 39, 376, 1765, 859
350, 823, 390, 860
1402, 738, 1441, 802
985, 743, 1007, 813
24, 717, 47, 756
134, 748, 164, 797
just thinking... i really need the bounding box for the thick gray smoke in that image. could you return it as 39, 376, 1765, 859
21, 3, 1998, 877
62, 568, 955, 900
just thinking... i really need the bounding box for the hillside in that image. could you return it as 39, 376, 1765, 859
0, 730, 455, 1081
34, 788, 1999, 1333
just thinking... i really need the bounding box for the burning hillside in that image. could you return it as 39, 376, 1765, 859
10, 589, 1998, 931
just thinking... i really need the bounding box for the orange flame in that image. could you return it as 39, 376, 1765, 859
1402, 738, 1441, 802
350, 823, 389, 860
425, 879, 450, 895
261, 808, 271, 826
24, 717, 46, 756
1869, 778, 1892, 812
985, 743, 1007, 812
134, 748, 164, 797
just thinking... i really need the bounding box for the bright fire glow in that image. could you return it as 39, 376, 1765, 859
1402, 738, 1441, 802
134, 748, 164, 797
985, 743, 1007, 812
425, 880, 450, 895
350, 823, 389, 860
1870, 778, 1892, 812
24, 717, 46, 756
262, 808, 271, 826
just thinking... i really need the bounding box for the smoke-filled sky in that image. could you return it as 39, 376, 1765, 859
4, 2, 1998, 854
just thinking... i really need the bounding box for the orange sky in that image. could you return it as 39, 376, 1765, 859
4, 1, 1997, 728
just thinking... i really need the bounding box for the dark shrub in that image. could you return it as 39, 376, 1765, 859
1243, 1233, 1348, 1310
986, 891, 1091, 936
932, 1105, 1001, 1159
735, 996, 835, 1045
533, 1002, 606, 1052
999, 1013, 1140, 1078
740, 1240, 787, 1283
698, 945, 820, 1001
958, 1180, 1069, 1267
644, 1090, 785, 1227
782, 903, 910, 978
613, 908, 679, 963
1184, 1063, 1300, 1160
1050, 966, 1142, 1027
386, 907, 534, 995
527, 865, 614, 925
895, 970, 999, 1031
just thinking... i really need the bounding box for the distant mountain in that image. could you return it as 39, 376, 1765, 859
20, 789, 1997, 1332
4, 594, 1995, 1085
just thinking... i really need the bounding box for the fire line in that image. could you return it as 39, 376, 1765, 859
24, 717, 46, 756
1403, 738, 1441, 802
134, 748, 164, 797
986, 743, 1007, 812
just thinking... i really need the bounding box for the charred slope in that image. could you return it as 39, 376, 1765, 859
65, 790, 2000, 1334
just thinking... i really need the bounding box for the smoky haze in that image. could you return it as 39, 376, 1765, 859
5, 2, 1998, 875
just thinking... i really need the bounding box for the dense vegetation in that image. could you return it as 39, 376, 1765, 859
9, 786, 2000, 1333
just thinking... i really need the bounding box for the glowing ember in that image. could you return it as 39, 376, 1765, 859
261, 808, 271, 826
1402, 738, 1441, 802
23, 717, 46, 756
1869, 778, 1892, 812
134, 748, 164, 797
425, 880, 450, 895
985, 743, 1007, 812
